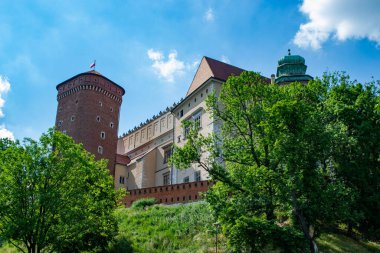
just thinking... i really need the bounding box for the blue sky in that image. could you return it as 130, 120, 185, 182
0, 0, 379, 140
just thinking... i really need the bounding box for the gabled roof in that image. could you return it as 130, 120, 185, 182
186, 56, 245, 96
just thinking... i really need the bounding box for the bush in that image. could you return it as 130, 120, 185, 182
131, 198, 157, 209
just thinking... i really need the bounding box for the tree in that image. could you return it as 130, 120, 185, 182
0, 129, 120, 253
323, 73, 380, 238
171, 72, 354, 252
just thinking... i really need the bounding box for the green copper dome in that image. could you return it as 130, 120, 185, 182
278, 54, 305, 66
275, 50, 313, 85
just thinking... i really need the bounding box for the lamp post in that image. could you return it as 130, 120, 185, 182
213, 222, 220, 253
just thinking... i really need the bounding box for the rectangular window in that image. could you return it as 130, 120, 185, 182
119, 176, 125, 184
184, 125, 190, 139
183, 176, 189, 183
180, 110, 184, 117
163, 148, 172, 164
193, 111, 202, 129
163, 172, 170, 186
194, 171, 201, 182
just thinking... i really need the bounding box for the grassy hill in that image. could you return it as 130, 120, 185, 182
1, 201, 380, 252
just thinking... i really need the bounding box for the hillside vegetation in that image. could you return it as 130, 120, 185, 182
109, 202, 380, 253
1, 202, 380, 252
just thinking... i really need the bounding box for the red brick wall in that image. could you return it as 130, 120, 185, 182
123, 180, 212, 207
55, 72, 124, 175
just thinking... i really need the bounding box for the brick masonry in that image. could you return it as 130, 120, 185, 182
124, 180, 212, 207
55, 71, 124, 175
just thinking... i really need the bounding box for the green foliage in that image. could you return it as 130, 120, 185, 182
322, 73, 380, 239
131, 198, 157, 209
0, 129, 120, 253
171, 71, 379, 252
110, 202, 220, 253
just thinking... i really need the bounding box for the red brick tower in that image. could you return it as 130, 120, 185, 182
55, 70, 125, 176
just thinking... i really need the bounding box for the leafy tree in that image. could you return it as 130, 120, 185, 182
0, 129, 120, 253
171, 72, 354, 252
323, 73, 380, 238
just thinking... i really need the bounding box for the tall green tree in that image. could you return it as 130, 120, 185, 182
323, 73, 380, 238
0, 129, 119, 253
171, 72, 354, 252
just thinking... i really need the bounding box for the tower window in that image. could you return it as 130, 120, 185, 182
110, 107, 113, 112
119, 176, 125, 184
110, 122, 114, 128
70, 115, 75, 122
99, 101, 103, 107
75, 100, 78, 104
96, 116, 101, 122
206, 89, 209, 93
98, 146, 103, 154
180, 110, 183, 118
58, 120, 63, 127
100, 131, 106, 139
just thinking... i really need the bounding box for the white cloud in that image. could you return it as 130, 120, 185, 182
0, 125, 14, 140
147, 49, 185, 82
147, 49, 163, 61
204, 8, 214, 22
221, 55, 230, 64
0, 76, 11, 118
293, 0, 380, 50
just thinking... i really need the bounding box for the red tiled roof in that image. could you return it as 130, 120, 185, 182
204, 56, 245, 81
115, 154, 130, 166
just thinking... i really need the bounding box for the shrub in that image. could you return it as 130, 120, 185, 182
131, 198, 157, 209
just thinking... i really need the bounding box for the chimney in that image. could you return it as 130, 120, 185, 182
271, 74, 275, 84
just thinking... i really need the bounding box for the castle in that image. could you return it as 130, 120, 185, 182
55, 51, 313, 205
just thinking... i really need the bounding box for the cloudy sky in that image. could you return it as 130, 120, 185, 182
0, 0, 379, 140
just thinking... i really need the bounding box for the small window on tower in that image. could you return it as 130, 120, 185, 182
71, 115, 75, 122
58, 120, 63, 127
100, 131, 106, 139
119, 176, 125, 184
110, 107, 114, 112
75, 100, 78, 104
180, 110, 184, 118
96, 116, 101, 122
99, 101, 103, 107
98, 146, 103, 154
110, 122, 114, 128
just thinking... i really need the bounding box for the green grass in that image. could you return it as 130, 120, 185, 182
1, 202, 380, 252
109, 202, 223, 253
317, 233, 380, 253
